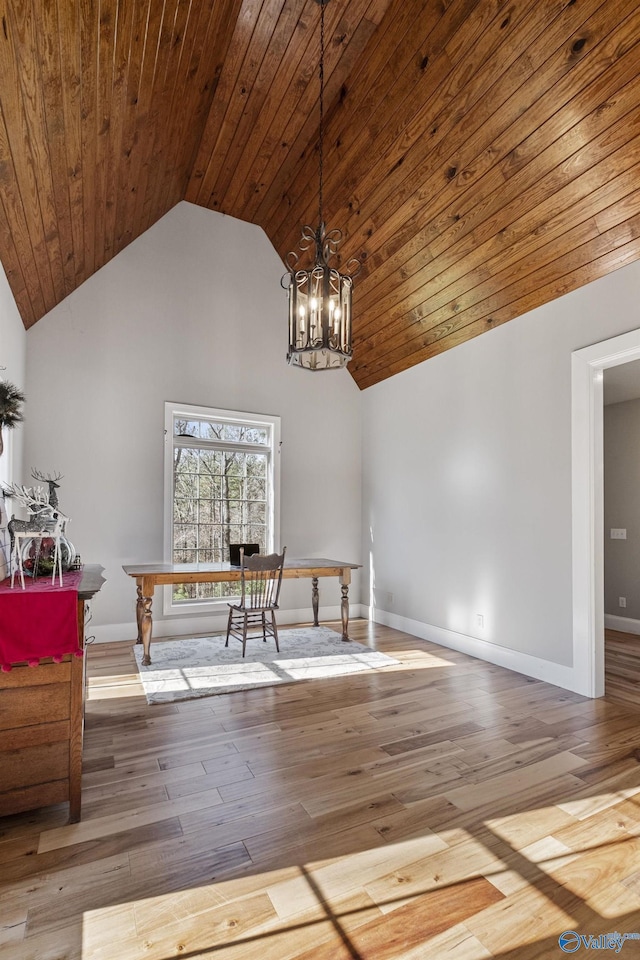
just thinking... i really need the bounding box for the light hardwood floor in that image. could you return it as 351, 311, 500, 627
2, 620, 640, 959
605, 628, 640, 710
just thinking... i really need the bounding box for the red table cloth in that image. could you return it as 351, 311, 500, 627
0, 569, 84, 671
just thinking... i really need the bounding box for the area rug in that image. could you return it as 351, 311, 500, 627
133, 627, 401, 703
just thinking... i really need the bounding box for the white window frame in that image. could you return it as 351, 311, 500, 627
163, 401, 281, 616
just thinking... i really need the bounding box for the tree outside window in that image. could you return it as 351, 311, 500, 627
164, 404, 280, 608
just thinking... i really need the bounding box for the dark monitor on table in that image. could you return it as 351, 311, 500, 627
229, 543, 260, 566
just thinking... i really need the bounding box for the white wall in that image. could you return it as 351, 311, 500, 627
0, 263, 27, 577
24, 202, 361, 640
0, 262, 27, 486
362, 259, 640, 689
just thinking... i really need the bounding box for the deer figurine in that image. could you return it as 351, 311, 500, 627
2, 480, 70, 588
31, 469, 63, 512
9, 505, 70, 589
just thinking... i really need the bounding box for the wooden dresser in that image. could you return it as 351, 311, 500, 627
0, 565, 105, 822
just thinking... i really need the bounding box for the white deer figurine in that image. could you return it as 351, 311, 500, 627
9, 505, 69, 589
3, 483, 70, 588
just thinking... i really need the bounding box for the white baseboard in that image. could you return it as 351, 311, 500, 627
90, 604, 364, 645
364, 606, 585, 695
604, 613, 640, 635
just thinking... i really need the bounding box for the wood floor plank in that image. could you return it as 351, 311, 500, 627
443, 752, 588, 812
81, 783, 171, 821
132, 801, 313, 873
265, 830, 450, 921
485, 806, 578, 852
249, 823, 389, 876
37, 785, 224, 852
0, 850, 131, 920
0, 901, 27, 947
396, 922, 493, 960
244, 793, 405, 863
362, 835, 505, 915
292, 877, 505, 960
605, 628, 640, 708
0, 817, 183, 884
132, 879, 275, 944
2, 619, 640, 959
82, 760, 206, 797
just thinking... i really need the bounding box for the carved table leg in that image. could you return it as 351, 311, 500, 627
340, 568, 352, 641
311, 577, 319, 626
341, 584, 351, 641
138, 576, 155, 665
135, 583, 143, 643
140, 595, 153, 665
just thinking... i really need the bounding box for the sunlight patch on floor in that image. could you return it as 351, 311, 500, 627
87, 674, 143, 699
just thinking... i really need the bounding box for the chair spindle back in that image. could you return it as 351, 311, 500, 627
241, 548, 286, 611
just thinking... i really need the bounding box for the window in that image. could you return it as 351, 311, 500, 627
163, 402, 280, 612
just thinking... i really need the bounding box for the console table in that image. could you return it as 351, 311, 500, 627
123, 558, 360, 665
0, 565, 105, 822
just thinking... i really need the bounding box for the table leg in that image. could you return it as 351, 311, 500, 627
135, 583, 143, 643
140, 595, 153, 665
341, 584, 351, 641
138, 576, 155, 665
340, 568, 352, 641
311, 576, 319, 626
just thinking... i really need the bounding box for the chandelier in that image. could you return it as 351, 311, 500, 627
282, 0, 361, 371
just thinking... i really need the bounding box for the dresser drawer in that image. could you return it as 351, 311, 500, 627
0, 678, 71, 731
0, 739, 70, 792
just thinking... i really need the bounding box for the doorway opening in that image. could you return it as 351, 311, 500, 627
572, 328, 640, 697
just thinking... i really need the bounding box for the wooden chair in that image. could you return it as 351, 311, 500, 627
225, 547, 286, 657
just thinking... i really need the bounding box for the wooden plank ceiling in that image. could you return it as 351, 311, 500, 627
1, 0, 640, 389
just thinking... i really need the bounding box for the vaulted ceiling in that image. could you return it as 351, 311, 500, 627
1, 0, 639, 389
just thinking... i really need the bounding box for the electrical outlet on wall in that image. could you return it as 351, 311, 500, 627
619, 597, 627, 608
611, 528, 627, 540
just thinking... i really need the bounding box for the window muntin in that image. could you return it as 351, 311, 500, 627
164, 404, 280, 610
